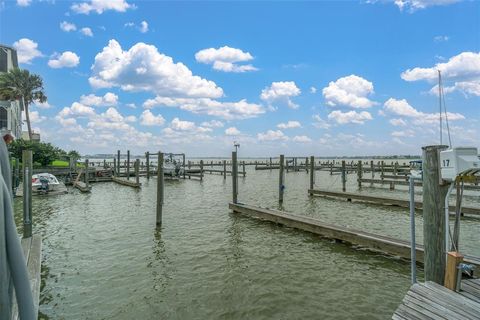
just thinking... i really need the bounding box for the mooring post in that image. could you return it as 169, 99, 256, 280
409, 176, 417, 284
156, 152, 164, 226
381, 161, 385, 181
22, 150, 33, 238
135, 159, 140, 185
200, 160, 204, 181
103, 159, 106, 169
223, 160, 226, 179
117, 150, 121, 176
357, 160, 362, 188
232, 151, 238, 203
394, 162, 398, 176
279, 154, 285, 203
182, 154, 186, 179
126, 150, 131, 180
422, 145, 449, 284
242, 161, 246, 177
341, 160, 346, 192
85, 159, 90, 187
269, 157, 272, 169
113, 158, 117, 177
146, 152, 150, 179
330, 162, 333, 175
309, 156, 314, 193
305, 157, 309, 174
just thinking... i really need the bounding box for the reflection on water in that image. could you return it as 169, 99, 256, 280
12, 165, 478, 319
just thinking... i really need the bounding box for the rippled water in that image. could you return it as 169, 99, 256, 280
13, 164, 480, 319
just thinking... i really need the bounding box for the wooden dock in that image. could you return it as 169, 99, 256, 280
112, 176, 141, 188
73, 181, 91, 193
228, 202, 480, 269
360, 178, 480, 191
393, 280, 480, 319
308, 189, 480, 216
11, 235, 42, 319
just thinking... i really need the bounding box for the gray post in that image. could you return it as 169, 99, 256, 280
279, 154, 285, 203
341, 160, 346, 192
127, 150, 131, 180
422, 145, 449, 284
146, 152, 150, 179
135, 159, 140, 185
394, 162, 398, 176
242, 161, 246, 177
309, 156, 314, 193
330, 162, 333, 175
22, 150, 33, 238
269, 157, 272, 169
113, 158, 117, 177
223, 160, 226, 179
381, 161, 385, 181
409, 176, 417, 284
156, 152, 164, 226
232, 152, 238, 203
182, 154, 186, 179
370, 161, 374, 179
200, 160, 204, 181
117, 150, 121, 176
357, 160, 363, 188
305, 157, 309, 173
85, 159, 90, 188
103, 159, 106, 168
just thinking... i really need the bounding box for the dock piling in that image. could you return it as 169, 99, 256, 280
85, 159, 90, 188
341, 160, 346, 192
200, 160, 204, 181
117, 150, 120, 176
135, 159, 140, 185
279, 154, 285, 203
309, 156, 314, 193
22, 150, 33, 238
156, 152, 164, 226
232, 152, 238, 203
126, 150, 130, 180
146, 152, 150, 179
357, 160, 362, 188
223, 160, 226, 179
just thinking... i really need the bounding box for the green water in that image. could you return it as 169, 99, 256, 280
13, 167, 479, 319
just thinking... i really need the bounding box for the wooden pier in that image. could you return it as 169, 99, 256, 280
393, 280, 480, 319
11, 235, 42, 320
228, 202, 480, 268
308, 189, 480, 216
112, 176, 141, 188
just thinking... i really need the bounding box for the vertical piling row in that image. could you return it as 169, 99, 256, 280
22, 150, 33, 238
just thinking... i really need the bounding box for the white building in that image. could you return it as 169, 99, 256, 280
0, 45, 23, 139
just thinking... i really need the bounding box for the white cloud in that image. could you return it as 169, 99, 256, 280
58, 102, 96, 118
48, 51, 80, 68
28, 111, 46, 123
257, 130, 288, 141
391, 129, 415, 137
393, 0, 461, 12
80, 27, 94, 37
124, 22, 135, 27
13, 38, 43, 64
71, 0, 134, 14
140, 110, 165, 126
327, 110, 373, 124
139, 21, 148, 33
434, 35, 449, 42
16, 0, 31, 6
277, 121, 301, 129
195, 46, 257, 73
143, 96, 264, 120
79, 92, 118, 107
260, 81, 301, 109
33, 101, 52, 109
201, 120, 224, 128
60, 21, 77, 32
312, 114, 331, 129
310, 86, 317, 94
389, 118, 407, 126
430, 80, 480, 97
90, 40, 223, 98
292, 135, 312, 143
225, 127, 241, 136
322, 75, 376, 108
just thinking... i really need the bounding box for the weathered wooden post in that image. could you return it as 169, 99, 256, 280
200, 160, 204, 181
357, 160, 362, 188
223, 160, 226, 179
146, 152, 150, 179
394, 162, 398, 176
135, 159, 140, 185
156, 152, 164, 226
232, 151, 238, 203
113, 158, 117, 177
269, 157, 272, 169
117, 150, 121, 176
85, 159, 90, 188
309, 156, 314, 193
242, 161, 246, 177
422, 145, 449, 284
305, 157, 309, 173
370, 160, 374, 180
330, 162, 333, 175
341, 160, 346, 192
279, 154, 285, 203
126, 150, 131, 180
182, 154, 186, 179
381, 161, 385, 181
22, 150, 33, 238
294, 157, 297, 172
103, 159, 106, 168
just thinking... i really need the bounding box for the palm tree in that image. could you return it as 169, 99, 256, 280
0, 68, 47, 140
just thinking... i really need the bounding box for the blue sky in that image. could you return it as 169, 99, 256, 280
0, 0, 479, 156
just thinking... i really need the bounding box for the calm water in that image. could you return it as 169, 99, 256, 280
13, 165, 480, 319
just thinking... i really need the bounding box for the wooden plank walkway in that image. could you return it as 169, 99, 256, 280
11, 235, 42, 319
112, 176, 141, 188
393, 281, 480, 319
308, 189, 480, 216
229, 202, 480, 269
360, 178, 480, 191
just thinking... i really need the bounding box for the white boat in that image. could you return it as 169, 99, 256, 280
32, 173, 61, 193
163, 158, 182, 177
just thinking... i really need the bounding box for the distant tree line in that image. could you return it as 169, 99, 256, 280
7, 139, 80, 166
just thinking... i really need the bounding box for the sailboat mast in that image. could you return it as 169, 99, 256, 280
438, 70, 442, 145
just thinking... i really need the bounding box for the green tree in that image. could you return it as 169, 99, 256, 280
67, 150, 81, 159
8, 139, 65, 167
0, 68, 47, 140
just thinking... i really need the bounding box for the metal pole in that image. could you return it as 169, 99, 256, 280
22, 150, 32, 238
156, 152, 164, 226
146, 152, 150, 179
232, 152, 238, 203
409, 176, 417, 284
127, 150, 130, 180
279, 154, 285, 203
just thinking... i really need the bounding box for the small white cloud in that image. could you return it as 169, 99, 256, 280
33, 101, 52, 109
389, 118, 407, 126
124, 22, 135, 27
48, 51, 80, 68
392, 0, 461, 12
322, 74, 376, 108
140, 110, 165, 126
225, 127, 241, 136
16, 0, 31, 7
312, 114, 331, 129
310, 86, 317, 94
139, 21, 148, 33
60, 21, 77, 32
292, 135, 312, 143
201, 120, 224, 128
277, 121, 301, 129
79, 92, 118, 107
257, 130, 288, 141
71, 0, 134, 14
260, 81, 301, 109
195, 46, 257, 73
12, 38, 43, 64
125, 103, 137, 109
80, 27, 93, 37
391, 129, 415, 137
327, 110, 373, 124
434, 35, 449, 42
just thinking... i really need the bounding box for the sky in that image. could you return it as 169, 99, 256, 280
0, 0, 479, 157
